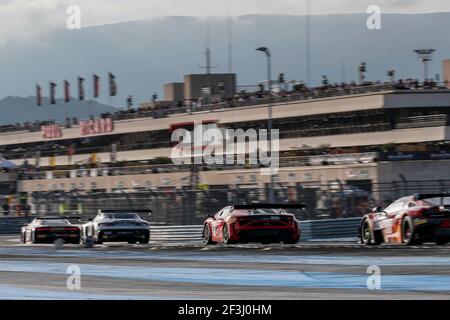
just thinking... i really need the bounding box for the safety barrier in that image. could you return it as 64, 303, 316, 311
148, 218, 362, 243
0, 217, 33, 235
0, 216, 362, 242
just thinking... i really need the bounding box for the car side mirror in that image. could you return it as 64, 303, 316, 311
372, 206, 383, 213
207, 213, 215, 219
88, 218, 93, 222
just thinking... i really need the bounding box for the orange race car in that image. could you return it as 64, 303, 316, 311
360, 194, 450, 245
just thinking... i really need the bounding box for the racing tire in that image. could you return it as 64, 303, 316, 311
222, 224, 235, 245
361, 219, 374, 245
203, 225, 216, 245
21, 232, 26, 244
402, 216, 420, 245
141, 235, 150, 244
360, 219, 383, 245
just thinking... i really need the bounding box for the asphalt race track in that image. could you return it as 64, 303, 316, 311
0, 235, 449, 299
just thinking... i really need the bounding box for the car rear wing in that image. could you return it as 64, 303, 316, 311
233, 203, 305, 210
98, 209, 152, 215
37, 216, 82, 220
413, 194, 450, 200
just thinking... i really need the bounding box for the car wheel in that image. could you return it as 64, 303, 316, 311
21, 232, 26, 244
402, 216, 419, 245
361, 219, 373, 245
141, 235, 150, 244
222, 224, 234, 244
203, 225, 216, 245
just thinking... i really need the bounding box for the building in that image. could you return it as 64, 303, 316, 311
1, 84, 450, 220
164, 82, 184, 102
183, 73, 236, 100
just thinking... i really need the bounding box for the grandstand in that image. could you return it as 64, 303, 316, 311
1, 78, 450, 222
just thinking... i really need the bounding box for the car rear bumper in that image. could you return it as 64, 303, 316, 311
34, 231, 80, 243
415, 218, 450, 240
98, 229, 150, 242
232, 226, 300, 242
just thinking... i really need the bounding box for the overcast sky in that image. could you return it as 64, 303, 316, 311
1, 0, 450, 44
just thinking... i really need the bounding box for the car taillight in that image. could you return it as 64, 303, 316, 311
66, 227, 79, 231
36, 227, 52, 231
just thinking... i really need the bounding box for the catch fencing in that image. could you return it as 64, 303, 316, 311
24, 180, 450, 225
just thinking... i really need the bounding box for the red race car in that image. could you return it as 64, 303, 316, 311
202, 203, 303, 245
360, 194, 450, 245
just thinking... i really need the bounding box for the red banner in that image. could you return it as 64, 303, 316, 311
80, 118, 113, 136
41, 124, 62, 139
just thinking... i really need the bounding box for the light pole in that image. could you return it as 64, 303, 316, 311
358, 62, 367, 85
414, 49, 436, 83
256, 47, 275, 203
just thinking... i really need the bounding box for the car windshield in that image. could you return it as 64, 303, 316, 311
104, 213, 139, 219
423, 197, 450, 206
37, 219, 69, 225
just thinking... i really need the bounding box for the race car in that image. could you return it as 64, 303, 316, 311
202, 203, 303, 245
360, 194, 450, 245
81, 210, 151, 244
21, 216, 81, 244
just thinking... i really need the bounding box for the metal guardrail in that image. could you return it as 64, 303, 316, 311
0, 217, 33, 235
299, 218, 361, 240
0, 217, 362, 242
148, 218, 362, 243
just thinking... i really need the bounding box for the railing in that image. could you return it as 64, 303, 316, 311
0, 83, 398, 137
17, 152, 380, 181
395, 114, 448, 129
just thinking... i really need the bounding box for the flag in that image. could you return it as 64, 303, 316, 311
64, 80, 70, 103
93, 74, 100, 98
126, 95, 133, 108
78, 77, 85, 100
109, 72, 117, 96
67, 144, 75, 163
49, 82, 57, 105
36, 84, 42, 106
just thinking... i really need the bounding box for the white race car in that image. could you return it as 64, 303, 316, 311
21, 216, 81, 244
81, 210, 151, 244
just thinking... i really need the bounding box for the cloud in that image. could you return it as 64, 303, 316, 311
0, 0, 449, 44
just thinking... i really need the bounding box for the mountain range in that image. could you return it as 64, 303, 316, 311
0, 96, 117, 125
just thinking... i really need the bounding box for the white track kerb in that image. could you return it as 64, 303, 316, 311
170, 121, 279, 176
